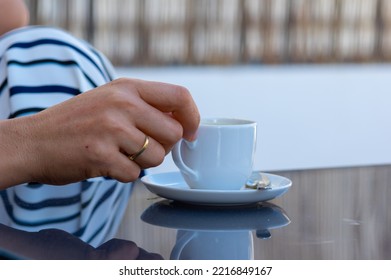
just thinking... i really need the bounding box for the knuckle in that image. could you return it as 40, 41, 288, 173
169, 121, 184, 143
108, 78, 138, 104
174, 85, 192, 102
127, 168, 142, 181
116, 166, 141, 183
146, 145, 165, 168
110, 77, 132, 88
84, 142, 109, 165
106, 120, 127, 136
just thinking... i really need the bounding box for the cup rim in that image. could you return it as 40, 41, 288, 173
201, 117, 256, 126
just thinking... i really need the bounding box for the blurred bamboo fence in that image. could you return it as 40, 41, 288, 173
24, 0, 391, 66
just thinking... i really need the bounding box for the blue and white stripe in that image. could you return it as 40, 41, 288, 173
0, 26, 131, 246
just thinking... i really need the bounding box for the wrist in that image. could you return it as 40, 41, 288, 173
0, 118, 35, 189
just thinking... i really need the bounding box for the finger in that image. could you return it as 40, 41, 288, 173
113, 123, 166, 168
119, 78, 200, 141
132, 103, 184, 153
121, 134, 166, 169
102, 147, 142, 182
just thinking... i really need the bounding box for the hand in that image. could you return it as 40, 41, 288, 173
0, 224, 163, 260
0, 78, 200, 189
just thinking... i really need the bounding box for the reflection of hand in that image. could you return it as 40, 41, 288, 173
0, 224, 163, 260
0, 78, 200, 189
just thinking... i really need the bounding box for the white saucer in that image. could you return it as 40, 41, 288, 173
141, 171, 292, 206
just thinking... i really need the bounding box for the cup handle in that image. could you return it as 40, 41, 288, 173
170, 231, 197, 260
171, 139, 198, 180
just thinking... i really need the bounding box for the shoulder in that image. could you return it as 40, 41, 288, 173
1, 26, 100, 62
0, 25, 116, 82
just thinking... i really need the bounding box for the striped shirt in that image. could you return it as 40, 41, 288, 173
0, 26, 132, 246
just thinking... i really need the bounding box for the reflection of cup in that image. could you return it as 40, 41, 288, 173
171, 230, 253, 260
172, 118, 257, 190
141, 200, 290, 260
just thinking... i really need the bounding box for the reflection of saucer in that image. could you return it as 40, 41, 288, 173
141, 171, 292, 206
141, 200, 290, 231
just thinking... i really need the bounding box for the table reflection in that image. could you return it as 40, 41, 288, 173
0, 223, 162, 260
141, 200, 290, 260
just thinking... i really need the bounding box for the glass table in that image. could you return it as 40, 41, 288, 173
116, 165, 391, 260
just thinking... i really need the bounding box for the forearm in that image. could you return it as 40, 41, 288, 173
0, 118, 34, 190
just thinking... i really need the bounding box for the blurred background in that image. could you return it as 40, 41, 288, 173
24, 0, 391, 66
21, 0, 391, 173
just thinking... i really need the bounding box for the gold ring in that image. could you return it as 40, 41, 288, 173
128, 135, 149, 161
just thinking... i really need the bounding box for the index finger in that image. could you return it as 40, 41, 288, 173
125, 78, 200, 141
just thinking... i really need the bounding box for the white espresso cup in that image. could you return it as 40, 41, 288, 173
172, 118, 257, 190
